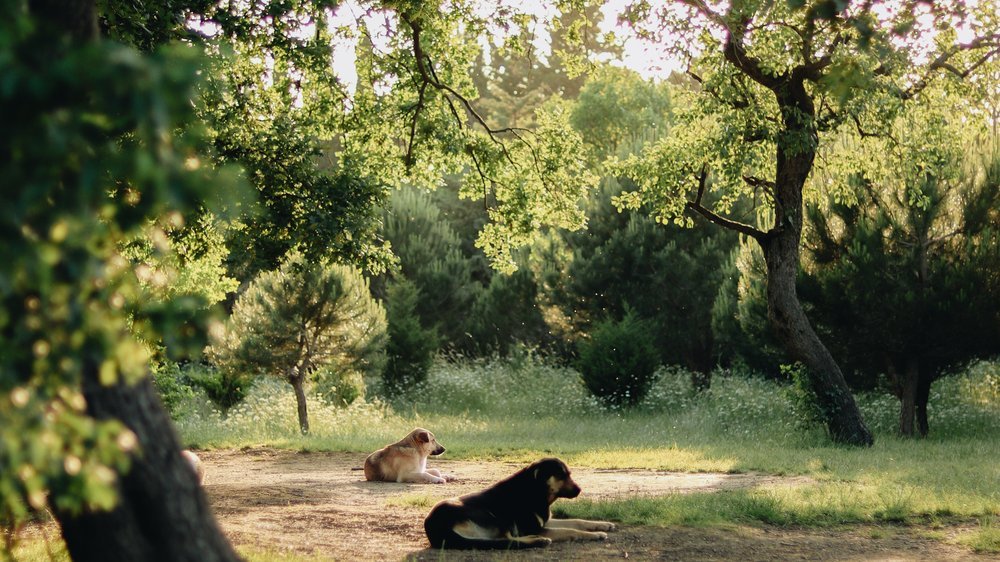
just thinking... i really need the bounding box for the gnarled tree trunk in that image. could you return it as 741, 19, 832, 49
34, 2, 243, 559
758, 81, 873, 446
55, 365, 242, 562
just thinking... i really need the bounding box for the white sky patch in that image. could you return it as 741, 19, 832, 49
600, 0, 687, 80
202, 1, 994, 97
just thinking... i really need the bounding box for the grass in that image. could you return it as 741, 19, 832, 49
167, 356, 1000, 547
10, 357, 996, 559
954, 516, 1000, 553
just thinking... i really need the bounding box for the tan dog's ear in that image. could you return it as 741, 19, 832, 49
417, 431, 430, 443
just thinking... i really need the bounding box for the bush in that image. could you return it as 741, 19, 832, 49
577, 310, 661, 408
151, 362, 197, 418
314, 366, 366, 407
382, 279, 439, 394
185, 363, 252, 412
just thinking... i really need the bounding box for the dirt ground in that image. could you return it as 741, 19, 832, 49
199, 448, 996, 561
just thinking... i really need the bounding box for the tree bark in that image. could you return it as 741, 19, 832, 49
290, 375, 310, 435
915, 371, 933, 438
54, 364, 242, 562
34, 2, 242, 560
756, 81, 874, 447
28, 0, 98, 42
897, 360, 919, 437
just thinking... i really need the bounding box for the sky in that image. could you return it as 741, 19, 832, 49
322, 0, 990, 94
326, 0, 686, 95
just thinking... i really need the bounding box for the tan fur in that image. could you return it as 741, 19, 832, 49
363, 428, 452, 483
542, 518, 615, 541
181, 449, 205, 484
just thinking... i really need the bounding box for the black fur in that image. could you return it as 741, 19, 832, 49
424, 458, 581, 550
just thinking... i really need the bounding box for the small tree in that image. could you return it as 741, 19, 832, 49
382, 279, 438, 394
801, 154, 1000, 437
210, 255, 386, 434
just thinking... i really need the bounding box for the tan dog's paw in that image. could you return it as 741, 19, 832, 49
442, 473, 458, 482
593, 531, 608, 541
596, 522, 616, 532
430, 475, 447, 484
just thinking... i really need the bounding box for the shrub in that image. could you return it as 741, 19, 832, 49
151, 361, 197, 418
185, 364, 252, 412
577, 310, 660, 408
314, 366, 366, 407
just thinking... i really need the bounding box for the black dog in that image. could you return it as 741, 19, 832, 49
423, 458, 615, 549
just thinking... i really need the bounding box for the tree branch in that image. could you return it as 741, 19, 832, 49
685, 165, 768, 240
902, 34, 1000, 100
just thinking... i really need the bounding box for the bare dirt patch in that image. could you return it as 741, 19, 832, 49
199, 448, 993, 561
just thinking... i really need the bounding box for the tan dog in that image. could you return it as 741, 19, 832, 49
364, 428, 452, 483
181, 449, 205, 484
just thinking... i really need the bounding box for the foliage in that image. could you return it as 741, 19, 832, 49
709, 243, 786, 375
184, 364, 252, 413
802, 155, 1000, 380
470, 3, 620, 128
570, 66, 672, 164
0, 7, 243, 530
781, 363, 826, 430
800, 132, 1000, 434
576, 309, 661, 408
200, 47, 391, 283
550, 176, 738, 373
380, 186, 551, 357
150, 362, 198, 418
381, 279, 438, 394
467, 266, 552, 356
313, 366, 366, 408
208, 254, 386, 431
379, 187, 478, 351
121, 212, 239, 310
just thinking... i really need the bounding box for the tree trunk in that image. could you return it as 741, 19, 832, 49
898, 359, 919, 437
759, 81, 873, 446
291, 375, 310, 435
35, 2, 242, 560
28, 0, 98, 41
55, 364, 242, 562
915, 371, 933, 438
761, 233, 874, 446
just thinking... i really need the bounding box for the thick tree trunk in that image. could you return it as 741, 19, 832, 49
55, 364, 242, 562
28, 0, 98, 41
291, 375, 310, 435
761, 233, 874, 446
760, 83, 873, 446
35, 3, 242, 560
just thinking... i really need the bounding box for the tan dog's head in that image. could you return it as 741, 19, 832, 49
531, 458, 581, 503
409, 427, 446, 456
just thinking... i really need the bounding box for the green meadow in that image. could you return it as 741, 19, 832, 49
165, 357, 1000, 553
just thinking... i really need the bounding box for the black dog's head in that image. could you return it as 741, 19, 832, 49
530, 458, 581, 503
